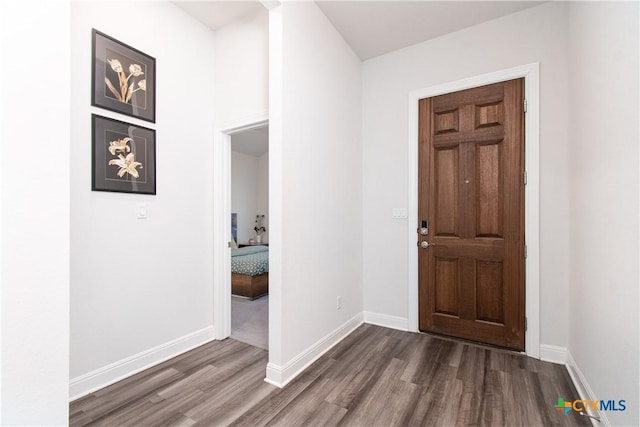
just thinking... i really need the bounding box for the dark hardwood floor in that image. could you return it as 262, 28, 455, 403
70, 324, 589, 426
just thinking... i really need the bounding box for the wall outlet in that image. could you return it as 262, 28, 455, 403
336, 296, 342, 310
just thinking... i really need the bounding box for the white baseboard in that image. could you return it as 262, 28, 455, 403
363, 311, 409, 331
69, 326, 216, 401
540, 344, 568, 364
566, 350, 609, 426
538, 345, 609, 425
265, 312, 364, 387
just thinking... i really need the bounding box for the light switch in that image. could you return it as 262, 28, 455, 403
392, 208, 408, 219
137, 203, 147, 219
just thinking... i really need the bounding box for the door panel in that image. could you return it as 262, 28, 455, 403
476, 260, 504, 324
434, 257, 460, 316
434, 147, 459, 236
418, 79, 525, 351
476, 142, 503, 238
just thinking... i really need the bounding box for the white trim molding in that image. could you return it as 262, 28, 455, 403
364, 311, 409, 332
218, 110, 269, 135
407, 63, 541, 358
566, 351, 609, 426
265, 313, 363, 388
540, 346, 610, 425
212, 128, 232, 340
540, 344, 568, 365
69, 326, 215, 401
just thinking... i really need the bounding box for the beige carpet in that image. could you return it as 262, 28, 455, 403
231, 295, 268, 349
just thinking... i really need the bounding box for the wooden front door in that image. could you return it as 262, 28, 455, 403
418, 79, 525, 350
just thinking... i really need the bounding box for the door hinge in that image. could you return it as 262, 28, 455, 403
525, 317, 528, 331
524, 244, 528, 259
524, 170, 528, 186
524, 99, 528, 113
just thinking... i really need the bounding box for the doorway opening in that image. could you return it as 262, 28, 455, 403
229, 125, 270, 350
212, 116, 269, 346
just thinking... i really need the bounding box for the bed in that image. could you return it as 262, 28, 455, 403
231, 245, 269, 299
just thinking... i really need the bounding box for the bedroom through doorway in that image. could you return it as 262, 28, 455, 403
229, 124, 269, 350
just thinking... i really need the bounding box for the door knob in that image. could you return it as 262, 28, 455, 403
420, 241, 429, 249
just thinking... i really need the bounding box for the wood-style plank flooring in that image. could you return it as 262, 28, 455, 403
70, 324, 589, 426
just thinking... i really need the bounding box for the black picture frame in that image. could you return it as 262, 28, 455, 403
92, 29, 156, 123
92, 114, 156, 195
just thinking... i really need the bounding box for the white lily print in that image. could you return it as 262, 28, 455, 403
108, 59, 123, 73
108, 153, 143, 178
129, 63, 144, 77
108, 137, 132, 155
125, 79, 146, 103
105, 58, 146, 104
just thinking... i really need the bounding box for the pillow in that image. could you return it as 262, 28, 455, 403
230, 239, 238, 249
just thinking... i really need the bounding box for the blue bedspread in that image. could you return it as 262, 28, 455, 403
231, 246, 269, 276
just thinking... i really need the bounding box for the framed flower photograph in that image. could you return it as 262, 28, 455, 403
92, 114, 156, 195
92, 29, 156, 123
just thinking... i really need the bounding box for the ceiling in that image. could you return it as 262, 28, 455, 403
174, 1, 544, 60
315, 1, 544, 60
173, 1, 264, 31
231, 126, 269, 157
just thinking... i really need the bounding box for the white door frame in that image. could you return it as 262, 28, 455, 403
407, 63, 540, 358
213, 113, 269, 340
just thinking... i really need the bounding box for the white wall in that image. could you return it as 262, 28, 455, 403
567, 2, 639, 425
362, 1, 571, 348
276, 2, 363, 366
214, 8, 269, 127
70, 1, 215, 386
231, 151, 259, 243
231, 150, 269, 244
1, 1, 70, 424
